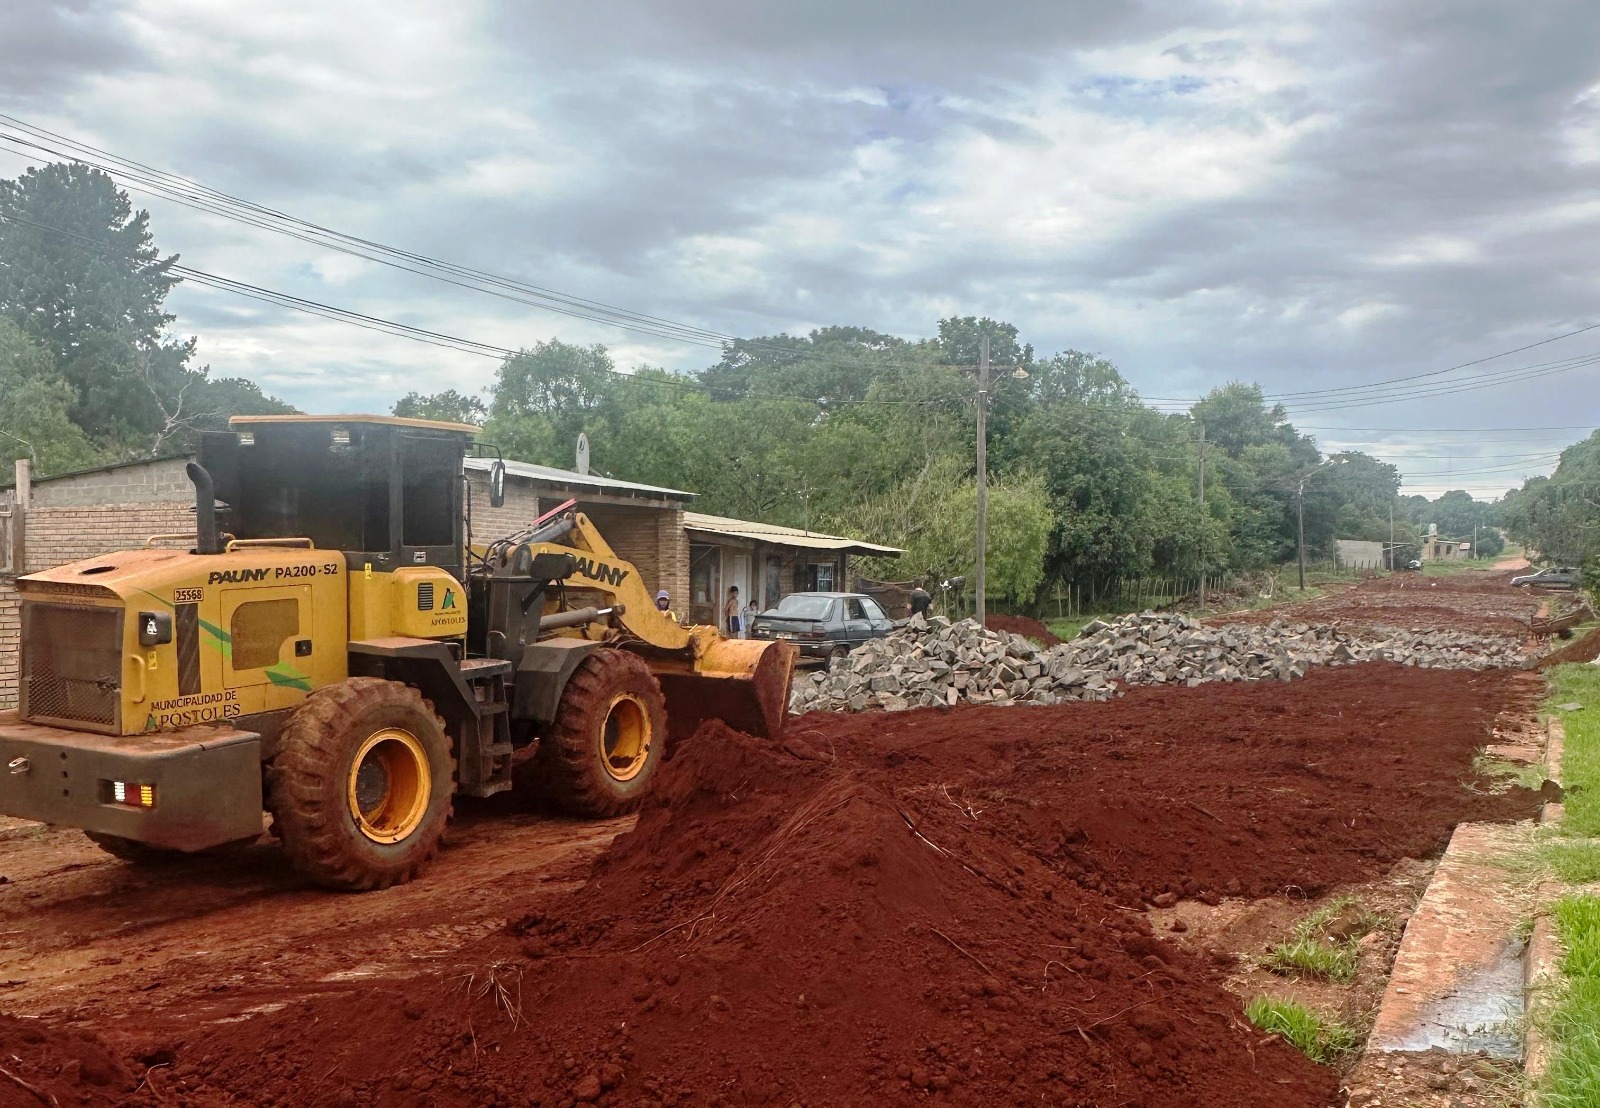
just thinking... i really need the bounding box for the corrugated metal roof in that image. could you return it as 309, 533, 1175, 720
683, 511, 902, 556
463, 456, 692, 501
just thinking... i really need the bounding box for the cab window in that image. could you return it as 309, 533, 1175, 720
230, 599, 299, 670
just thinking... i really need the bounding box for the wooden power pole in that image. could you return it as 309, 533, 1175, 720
1197, 424, 1206, 610
975, 334, 989, 628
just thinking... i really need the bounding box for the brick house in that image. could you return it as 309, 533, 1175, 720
1, 452, 898, 707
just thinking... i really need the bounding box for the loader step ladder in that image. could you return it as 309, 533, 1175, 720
458, 658, 514, 798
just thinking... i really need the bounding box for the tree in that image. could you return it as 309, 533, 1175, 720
0, 163, 188, 448
0, 317, 100, 472
484, 339, 622, 465
837, 459, 1053, 605
0, 164, 296, 460
394, 389, 487, 424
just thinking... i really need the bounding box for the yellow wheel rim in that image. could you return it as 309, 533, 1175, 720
600, 694, 652, 783
347, 728, 432, 844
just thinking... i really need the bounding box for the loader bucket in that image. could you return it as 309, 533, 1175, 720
653, 637, 797, 743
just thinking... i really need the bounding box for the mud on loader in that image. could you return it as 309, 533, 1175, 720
0, 415, 795, 889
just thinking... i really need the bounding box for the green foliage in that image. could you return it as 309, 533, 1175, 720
1499, 434, 1600, 564
1244, 996, 1360, 1063
0, 317, 101, 471
838, 463, 1051, 604
1542, 895, 1600, 1106
0, 165, 296, 470
394, 389, 487, 424
1547, 666, 1600, 838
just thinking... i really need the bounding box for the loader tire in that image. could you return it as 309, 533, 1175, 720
538, 648, 665, 818
267, 677, 454, 891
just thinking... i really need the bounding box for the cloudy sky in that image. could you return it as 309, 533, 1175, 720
3, 0, 1599, 496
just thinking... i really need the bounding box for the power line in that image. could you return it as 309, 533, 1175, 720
0, 209, 949, 410
5, 114, 1597, 425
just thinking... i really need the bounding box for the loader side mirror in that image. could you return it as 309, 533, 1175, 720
489, 460, 506, 509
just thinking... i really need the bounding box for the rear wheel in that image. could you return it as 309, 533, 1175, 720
267, 677, 454, 890
538, 649, 665, 817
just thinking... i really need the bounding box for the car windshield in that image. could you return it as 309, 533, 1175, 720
772, 595, 835, 620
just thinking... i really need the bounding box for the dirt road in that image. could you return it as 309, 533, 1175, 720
0, 568, 1552, 1107
1217, 565, 1542, 635
0, 802, 622, 1026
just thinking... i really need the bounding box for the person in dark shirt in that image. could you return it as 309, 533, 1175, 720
908, 580, 933, 618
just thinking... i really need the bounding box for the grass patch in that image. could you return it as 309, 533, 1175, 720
1263, 938, 1357, 981
1245, 996, 1360, 1064
1540, 894, 1600, 1106
1470, 752, 1550, 794
1420, 556, 1505, 577
1541, 840, 1600, 885
1547, 665, 1600, 837
1261, 897, 1383, 983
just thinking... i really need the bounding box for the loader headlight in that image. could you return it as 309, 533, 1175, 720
103, 780, 157, 809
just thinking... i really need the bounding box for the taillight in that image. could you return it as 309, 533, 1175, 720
103, 781, 157, 809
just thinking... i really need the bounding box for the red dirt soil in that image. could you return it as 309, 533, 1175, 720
0, 1015, 133, 1107
1534, 623, 1600, 669
1215, 569, 1541, 635
59, 664, 1549, 1108
985, 614, 1064, 646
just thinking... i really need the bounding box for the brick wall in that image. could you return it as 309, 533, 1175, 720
0, 585, 17, 711
0, 497, 192, 710
466, 470, 544, 541
29, 457, 193, 507
657, 507, 689, 620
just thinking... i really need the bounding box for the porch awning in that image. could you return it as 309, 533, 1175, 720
683, 512, 902, 557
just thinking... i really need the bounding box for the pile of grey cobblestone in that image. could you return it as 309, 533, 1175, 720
787, 611, 1527, 714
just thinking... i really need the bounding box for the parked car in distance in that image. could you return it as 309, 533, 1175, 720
1511, 566, 1581, 589
749, 592, 895, 659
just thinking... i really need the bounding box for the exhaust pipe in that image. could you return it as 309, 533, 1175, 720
186, 462, 223, 555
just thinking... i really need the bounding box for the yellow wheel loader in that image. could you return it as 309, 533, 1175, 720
0, 415, 795, 890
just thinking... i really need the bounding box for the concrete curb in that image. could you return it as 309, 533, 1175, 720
1545, 715, 1565, 788
1523, 715, 1569, 1099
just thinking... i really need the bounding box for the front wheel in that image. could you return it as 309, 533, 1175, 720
267, 677, 454, 890
538, 648, 665, 818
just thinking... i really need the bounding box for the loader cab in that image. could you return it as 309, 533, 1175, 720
203, 415, 481, 583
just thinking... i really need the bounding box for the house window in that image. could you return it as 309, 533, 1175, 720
690, 543, 720, 626
809, 562, 835, 591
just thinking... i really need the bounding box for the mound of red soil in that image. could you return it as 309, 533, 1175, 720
165, 721, 1334, 1108
1534, 623, 1600, 669
0, 1014, 133, 1106
793, 664, 1550, 906
984, 614, 1064, 646
129, 665, 1541, 1107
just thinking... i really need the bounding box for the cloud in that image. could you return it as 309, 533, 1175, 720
0, 1, 144, 97
3, 0, 1599, 498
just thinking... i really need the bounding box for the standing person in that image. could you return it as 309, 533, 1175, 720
743, 597, 759, 639
724, 585, 741, 636
655, 589, 678, 623
908, 580, 933, 619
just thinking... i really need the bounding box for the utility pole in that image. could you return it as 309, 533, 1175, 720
1197, 424, 1206, 611
1473, 522, 1478, 560
1388, 503, 1394, 571
1297, 478, 1308, 591
975, 334, 989, 628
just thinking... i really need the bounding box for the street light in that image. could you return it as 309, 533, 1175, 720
1296, 456, 1347, 591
